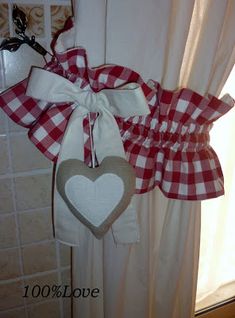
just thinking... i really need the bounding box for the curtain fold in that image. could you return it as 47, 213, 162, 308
197, 72, 235, 302
74, 0, 106, 66
72, 1, 235, 317
72, 189, 201, 318
179, 0, 235, 95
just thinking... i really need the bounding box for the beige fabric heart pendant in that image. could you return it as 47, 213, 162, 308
56, 156, 136, 239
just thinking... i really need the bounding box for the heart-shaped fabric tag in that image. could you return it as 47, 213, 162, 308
56, 156, 136, 239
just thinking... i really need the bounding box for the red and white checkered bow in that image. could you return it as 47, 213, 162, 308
0, 24, 234, 201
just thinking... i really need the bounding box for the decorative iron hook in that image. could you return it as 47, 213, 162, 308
0, 5, 52, 59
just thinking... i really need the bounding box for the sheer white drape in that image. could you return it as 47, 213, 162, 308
71, 0, 235, 317
197, 70, 235, 302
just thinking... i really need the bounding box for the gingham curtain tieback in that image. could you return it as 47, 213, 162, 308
26, 67, 150, 244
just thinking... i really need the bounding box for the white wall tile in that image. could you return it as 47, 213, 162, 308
0, 51, 5, 90
10, 134, 51, 172
27, 300, 60, 318
0, 308, 26, 318
24, 272, 59, 305
0, 280, 24, 311
14, 173, 51, 211
22, 241, 57, 275
0, 109, 7, 134
0, 248, 21, 280
0, 136, 9, 174
8, 118, 27, 133
3, 44, 45, 88
19, 208, 53, 244
0, 214, 18, 248
0, 179, 14, 214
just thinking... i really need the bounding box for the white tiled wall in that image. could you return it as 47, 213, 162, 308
0, 1, 72, 317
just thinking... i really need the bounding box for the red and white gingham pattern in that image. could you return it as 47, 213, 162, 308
0, 38, 233, 200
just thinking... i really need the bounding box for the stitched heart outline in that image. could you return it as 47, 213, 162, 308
56, 156, 136, 239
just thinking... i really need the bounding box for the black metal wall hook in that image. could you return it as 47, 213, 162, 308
0, 5, 52, 59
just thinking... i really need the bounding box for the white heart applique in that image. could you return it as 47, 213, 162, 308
65, 174, 124, 227
56, 156, 136, 238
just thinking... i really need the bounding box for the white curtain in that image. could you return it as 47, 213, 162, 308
197, 70, 235, 303
71, 0, 235, 317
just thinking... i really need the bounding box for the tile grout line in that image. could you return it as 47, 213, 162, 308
44, 4, 65, 317
7, 1, 14, 38
0, 238, 55, 251
44, 1, 52, 53
0, 295, 64, 315
0, 305, 25, 315
0, 168, 52, 179
0, 205, 51, 217
0, 266, 71, 286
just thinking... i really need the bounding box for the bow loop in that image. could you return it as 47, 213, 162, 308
26, 67, 150, 118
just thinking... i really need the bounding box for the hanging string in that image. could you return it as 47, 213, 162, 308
88, 113, 96, 168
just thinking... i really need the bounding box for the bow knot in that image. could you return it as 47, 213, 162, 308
75, 90, 110, 114
74, 89, 99, 113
